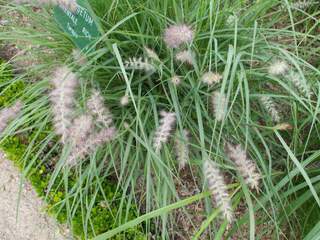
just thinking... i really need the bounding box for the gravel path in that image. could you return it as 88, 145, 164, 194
0, 151, 68, 240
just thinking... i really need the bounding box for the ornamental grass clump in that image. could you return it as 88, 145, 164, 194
3, 0, 320, 238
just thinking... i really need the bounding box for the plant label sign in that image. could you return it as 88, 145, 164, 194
54, 0, 101, 51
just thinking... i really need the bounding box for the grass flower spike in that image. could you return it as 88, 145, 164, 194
163, 24, 194, 48
171, 75, 181, 85
0, 101, 23, 133
56, 0, 78, 11
144, 47, 160, 62
225, 143, 261, 191
268, 60, 289, 76
174, 129, 190, 170
72, 49, 87, 65
204, 160, 234, 224
211, 91, 228, 121
120, 95, 129, 106
67, 127, 116, 166
87, 90, 113, 128
69, 114, 93, 146
175, 50, 194, 65
153, 111, 176, 154
290, 1, 316, 9
201, 71, 222, 85
125, 57, 155, 73
50, 66, 78, 144
260, 96, 281, 122
287, 71, 313, 98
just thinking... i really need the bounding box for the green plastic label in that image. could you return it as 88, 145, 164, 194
53, 0, 101, 51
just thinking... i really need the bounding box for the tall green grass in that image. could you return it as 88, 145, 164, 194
0, 0, 319, 239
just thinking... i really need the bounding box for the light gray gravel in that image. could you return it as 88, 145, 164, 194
0, 151, 68, 240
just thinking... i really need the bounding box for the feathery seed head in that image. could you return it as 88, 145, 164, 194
289, 1, 316, 9
163, 24, 194, 48
50, 66, 78, 144
226, 14, 237, 26
125, 57, 156, 73
0, 101, 23, 133
175, 129, 190, 170
51, 66, 78, 88
225, 142, 261, 191
69, 114, 93, 146
144, 47, 160, 62
201, 71, 222, 85
66, 127, 116, 167
287, 71, 313, 98
268, 60, 289, 76
175, 50, 194, 65
120, 95, 129, 106
260, 96, 281, 122
87, 89, 113, 128
204, 160, 234, 224
153, 111, 176, 154
211, 91, 228, 121
171, 75, 182, 86
72, 49, 87, 65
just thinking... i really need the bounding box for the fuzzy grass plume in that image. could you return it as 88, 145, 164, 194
260, 96, 281, 122
125, 57, 155, 73
67, 127, 116, 166
171, 75, 181, 86
225, 142, 261, 191
175, 50, 194, 65
287, 71, 313, 98
50, 66, 78, 144
201, 71, 222, 85
87, 90, 113, 128
69, 114, 93, 147
174, 129, 190, 170
211, 91, 228, 121
0, 101, 23, 133
163, 24, 194, 48
144, 47, 160, 62
268, 60, 289, 76
153, 111, 176, 154
204, 160, 234, 224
